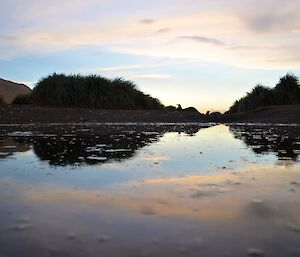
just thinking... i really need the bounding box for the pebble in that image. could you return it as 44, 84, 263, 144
287, 224, 300, 233
247, 248, 263, 256
9, 223, 32, 231
98, 235, 110, 243
194, 237, 203, 245
251, 198, 263, 204
151, 238, 159, 245
140, 206, 156, 215
66, 233, 77, 240
179, 246, 187, 254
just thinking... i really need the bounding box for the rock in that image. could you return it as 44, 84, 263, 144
247, 248, 263, 256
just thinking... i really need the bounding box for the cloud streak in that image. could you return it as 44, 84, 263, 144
1, 0, 299, 69
243, 9, 300, 32
130, 73, 171, 79
140, 19, 155, 24
178, 36, 226, 46
157, 28, 171, 34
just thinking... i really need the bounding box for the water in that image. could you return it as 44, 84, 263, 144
0, 124, 299, 257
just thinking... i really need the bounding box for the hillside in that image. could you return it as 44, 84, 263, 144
0, 78, 32, 104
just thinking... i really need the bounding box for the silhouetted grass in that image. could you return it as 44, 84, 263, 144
12, 94, 33, 105
165, 105, 177, 111
0, 95, 5, 105
229, 74, 300, 113
206, 111, 222, 120
31, 73, 164, 110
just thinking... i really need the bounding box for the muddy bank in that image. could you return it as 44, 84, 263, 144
1, 105, 300, 125
223, 105, 300, 124
0, 105, 208, 124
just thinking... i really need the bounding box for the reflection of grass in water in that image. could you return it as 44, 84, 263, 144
2, 125, 207, 166
30, 132, 163, 166
0, 138, 31, 159
229, 126, 300, 162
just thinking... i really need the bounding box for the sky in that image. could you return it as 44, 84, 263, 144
1, 0, 300, 112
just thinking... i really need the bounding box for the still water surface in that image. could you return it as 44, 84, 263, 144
0, 124, 299, 257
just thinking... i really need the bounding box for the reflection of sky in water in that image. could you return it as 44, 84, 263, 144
0, 125, 279, 189
0, 125, 300, 257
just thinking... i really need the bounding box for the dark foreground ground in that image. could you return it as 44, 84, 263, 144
0, 105, 300, 124
0, 105, 208, 124
223, 105, 300, 124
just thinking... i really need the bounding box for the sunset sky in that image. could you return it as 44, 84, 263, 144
1, 0, 300, 112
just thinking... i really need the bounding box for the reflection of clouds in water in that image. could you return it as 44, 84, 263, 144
246, 199, 276, 219
136, 156, 169, 162
3, 163, 297, 222
15, 182, 241, 222
0, 130, 300, 256
1, 125, 300, 257
15, 150, 34, 157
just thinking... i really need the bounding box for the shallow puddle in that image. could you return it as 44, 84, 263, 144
0, 124, 299, 257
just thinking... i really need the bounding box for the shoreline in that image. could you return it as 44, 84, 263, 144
222, 105, 300, 124
0, 105, 208, 124
0, 105, 300, 125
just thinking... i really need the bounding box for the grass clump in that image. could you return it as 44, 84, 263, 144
229, 74, 300, 113
12, 94, 33, 105
32, 73, 164, 110
0, 95, 5, 105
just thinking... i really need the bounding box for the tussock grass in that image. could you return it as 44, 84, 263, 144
0, 95, 5, 105
229, 74, 300, 113
12, 94, 33, 105
29, 73, 164, 110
